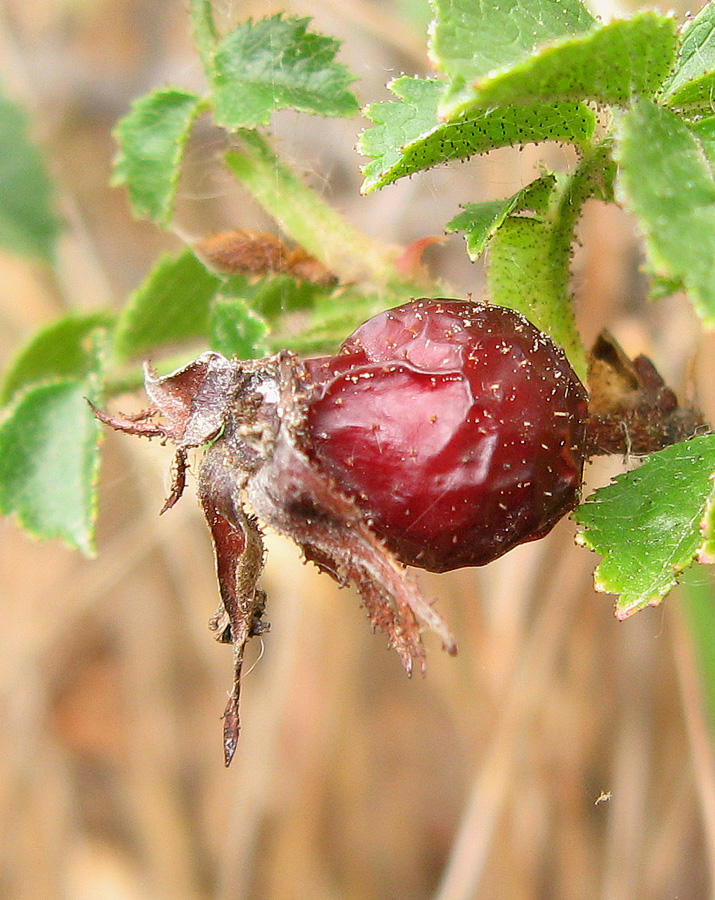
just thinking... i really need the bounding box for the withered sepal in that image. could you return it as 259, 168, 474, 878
93, 351, 455, 765
585, 332, 706, 457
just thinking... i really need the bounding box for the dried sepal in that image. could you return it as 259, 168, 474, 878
141, 352, 243, 448
585, 331, 705, 456
195, 230, 337, 286
199, 441, 267, 765
244, 415, 457, 674
93, 349, 454, 764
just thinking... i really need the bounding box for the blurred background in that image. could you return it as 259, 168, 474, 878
2, 1, 715, 898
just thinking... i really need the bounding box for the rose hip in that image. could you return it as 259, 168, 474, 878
303, 299, 588, 571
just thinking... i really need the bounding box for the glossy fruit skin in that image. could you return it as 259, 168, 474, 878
302, 299, 588, 572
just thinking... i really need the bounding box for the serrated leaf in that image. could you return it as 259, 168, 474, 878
113, 89, 205, 225
0, 312, 112, 406
209, 297, 269, 358
447, 200, 517, 259
441, 13, 677, 120
429, 0, 594, 85
0, 377, 103, 554
660, 2, 715, 114
615, 99, 715, 327
0, 91, 60, 261
446, 175, 557, 260
211, 14, 359, 129
359, 76, 594, 193
113, 250, 220, 360
575, 435, 715, 618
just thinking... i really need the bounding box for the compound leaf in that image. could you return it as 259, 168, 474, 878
113, 88, 205, 225
211, 14, 359, 129
0, 377, 103, 555
359, 76, 594, 193
113, 250, 221, 360
575, 435, 715, 619
0, 91, 60, 261
616, 99, 715, 326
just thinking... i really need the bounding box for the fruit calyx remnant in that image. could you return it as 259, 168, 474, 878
584, 331, 705, 456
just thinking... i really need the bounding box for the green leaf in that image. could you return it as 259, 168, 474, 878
441, 13, 677, 120
113, 88, 205, 225
700, 481, 715, 564
660, 2, 715, 114
359, 76, 594, 193
615, 99, 715, 327
0, 91, 60, 261
0, 312, 112, 406
446, 175, 557, 260
575, 434, 715, 619
0, 377, 103, 555
447, 200, 517, 260
429, 0, 594, 85
113, 250, 221, 360
646, 271, 685, 301
689, 114, 715, 165
209, 297, 269, 358
211, 14, 359, 129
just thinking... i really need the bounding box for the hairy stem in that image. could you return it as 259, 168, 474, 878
225, 130, 423, 292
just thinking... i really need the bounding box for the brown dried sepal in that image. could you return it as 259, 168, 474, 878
195, 230, 337, 286
585, 331, 706, 456
93, 350, 454, 765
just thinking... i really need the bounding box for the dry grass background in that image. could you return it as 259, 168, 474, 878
2, 1, 715, 898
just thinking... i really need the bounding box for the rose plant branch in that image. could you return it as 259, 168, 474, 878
3, 0, 715, 765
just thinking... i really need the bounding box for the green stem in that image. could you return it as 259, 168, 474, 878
225, 130, 419, 291
679, 569, 715, 732
188, 0, 218, 74
546, 140, 616, 378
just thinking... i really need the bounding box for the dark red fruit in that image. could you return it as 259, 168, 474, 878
303, 299, 588, 572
